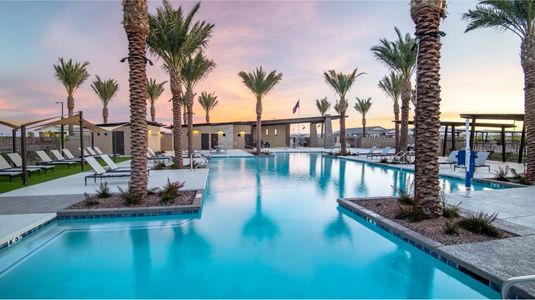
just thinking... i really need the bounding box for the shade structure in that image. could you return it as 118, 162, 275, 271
33, 114, 108, 133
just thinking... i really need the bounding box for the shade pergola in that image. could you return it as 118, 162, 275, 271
0, 116, 60, 153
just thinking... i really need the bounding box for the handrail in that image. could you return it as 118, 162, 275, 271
502, 275, 535, 299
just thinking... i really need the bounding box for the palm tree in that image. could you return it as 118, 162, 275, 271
371, 27, 416, 153
238, 67, 283, 155
315, 97, 331, 138
354, 97, 373, 138
146, 78, 166, 122
411, 0, 446, 218
378, 72, 403, 152
147, 1, 213, 167
463, 0, 535, 183
91, 76, 119, 124
53, 57, 90, 135
198, 91, 218, 123
181, 52, 216, 156
324, 69, 366, 155
122, 0, 150, 196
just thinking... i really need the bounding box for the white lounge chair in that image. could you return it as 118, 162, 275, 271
35, 151, 76, 168
62, 149, 82, 162
93, 146, 105, 155
7, 153, 54, 173
454, 151, 491, 172
370, 147, 394, 159
84, 156, 131, 186
53, 149, 80, 163
360, 146, 378, 157
439, 150, 458, 166
0, 155, 40, 176
86, 147, 98, 156
101, 154, 149, 174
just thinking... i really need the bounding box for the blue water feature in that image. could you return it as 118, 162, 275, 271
0, 153, 506, 298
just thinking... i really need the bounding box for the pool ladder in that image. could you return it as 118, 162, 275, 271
502, 275, 535, 299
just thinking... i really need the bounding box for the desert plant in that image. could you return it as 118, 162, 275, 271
493, 166, 510, 182
441, 191, 460, 219
379, 157, 389, 164
395, 205, 426, 222
394, 178, 414, 205
95, 182, 112, 198
153, 161, 166, 170
511, 168, 532, 185
118, 185, 142, 205
458, 211, 500, 237
83, 193, 99, 207
443, 221, 459, 235
160, 179, 185, 202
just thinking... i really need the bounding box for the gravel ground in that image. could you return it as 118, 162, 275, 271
356, 198, 512, 245
68, 191, 196, 209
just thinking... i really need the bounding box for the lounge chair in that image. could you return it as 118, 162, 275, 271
439, 150, 458, 166
93, 146, 105, 155
0, 155, 40, 176
35, 151, 76, 168
6, 153, 54, 173
86, 147, 99, 156
370, 147, 394, 159
84, 156, 131, 186
454, 150, 491, 172
147, 149, 171, 163
53, 149, 81, 163
100, 154, 149, 174
62, 149, 82, 162
0, 170, 22, 182
210, 146, 228, 154
359, 146, 378, 157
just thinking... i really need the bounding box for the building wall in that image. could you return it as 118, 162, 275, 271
233, 125, 252, 149
92, 130, 113, 154
147, 125, 162, 152
253, 124, 289, 147
161, 132, 173, 151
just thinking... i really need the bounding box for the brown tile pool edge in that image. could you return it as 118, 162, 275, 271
337, 198, 533, 299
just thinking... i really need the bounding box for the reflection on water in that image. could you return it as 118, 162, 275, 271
323, 208, 352, 242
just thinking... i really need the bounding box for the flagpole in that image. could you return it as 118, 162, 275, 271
297, 98, 300, 148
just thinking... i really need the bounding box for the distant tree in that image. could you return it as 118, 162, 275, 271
378, 72, 403, 152
91, 76, 119, 124
198, 91, 218, 123
146, 78, 167, 122
354, 97, 373, 138
315, 97, 331, 137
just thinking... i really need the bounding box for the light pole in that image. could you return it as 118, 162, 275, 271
56, 101, 64, 149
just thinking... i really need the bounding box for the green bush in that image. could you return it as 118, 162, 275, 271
441, 191, 460, 218
83, 193, 99, 207
160, 179, 185, 203
458, 211, 500, 237
511, 168, 532, 185
443, 222, 459, 235
395, 205, 426, 223
492, 166, 510, 182
153, 161, 166, 170
118, 185, 142, 205
394, 179, 414, 205
95, 182, 112, 198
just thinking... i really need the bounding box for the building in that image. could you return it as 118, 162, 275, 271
335, 126, 392, 138
94, 121, 166, 155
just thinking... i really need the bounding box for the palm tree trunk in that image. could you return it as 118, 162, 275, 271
150, 105, 156, 122
205, 112, 210, 123
340, 110, 347, 154
256, 98, 262, 155
412, 1, 444, 218
183, 102, 188, 126
103, 105, 108, 124
170, 71, 184, 168
187, 91, 194, 157
67, 95, 74, 135
399, 80, 411, 153
394, 102, 400, 153
521, 36, 535, 183
362, 117, 366, 138
123, 0, 149, 196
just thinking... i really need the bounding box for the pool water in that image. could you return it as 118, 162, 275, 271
0, 153, 505, 298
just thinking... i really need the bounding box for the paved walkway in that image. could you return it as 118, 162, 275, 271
0, 213, 56, 246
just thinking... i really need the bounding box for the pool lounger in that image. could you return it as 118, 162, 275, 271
0, 171, 22, 182
100, 154, 150, 174
35, 151, 76, 168
6, 153, 55, 173
439, 150, 458, 166
60, 149, 82, 162
84, 156, 131, 186
0, 155, 41, 176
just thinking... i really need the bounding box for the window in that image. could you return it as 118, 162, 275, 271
265, 129, 269, 136
274, 129, 278, 136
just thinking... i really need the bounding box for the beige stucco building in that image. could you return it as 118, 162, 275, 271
94, 121, 165, 155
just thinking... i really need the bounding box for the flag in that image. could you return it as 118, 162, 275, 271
292, 100, 300, 114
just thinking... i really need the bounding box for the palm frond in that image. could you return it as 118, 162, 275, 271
323, 68, 366, 101
238, 66, 283, 101
370, 27, 416, 79
315, 97, 331, 116
147, 78, 167, 105
91, 75, 119, 105
198, 91, 218, 112
181, 52, 216, 90
53, 57, 90, 96
378, 72, 403, 102
354, 97, 373, 117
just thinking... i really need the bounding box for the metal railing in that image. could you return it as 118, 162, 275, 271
502, 275, 535, 299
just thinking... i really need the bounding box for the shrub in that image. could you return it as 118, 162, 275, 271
118, 185, 142, 205
394, 179, 414, 205
441, 191, 460, 218
379, 158, 389, 163
160, 179, 185, 203
443, 221, 459, 235
95, 182, 112, 198
510, 168, 532, 185
458, 211, 500, 237
493, 166, 510, 182
83, 193, 99, 207
153, 161, 166, 170
395, 205, 426, 223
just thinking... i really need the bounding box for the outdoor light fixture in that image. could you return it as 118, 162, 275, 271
120, 56, 154, 66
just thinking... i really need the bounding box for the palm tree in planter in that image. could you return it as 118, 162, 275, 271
147, 78, 167, 122
181, 52, 216, 156
354, 97, 373, 138
53, 58, 90, 135
371, 27, 416, 153
411, 0, 446, 218
122, 0, 150, 196
378, 72, 403, 152
315, 97, 331, 137
198, 91, 218, 123
463, 0, 535, 183
324, 69, 366, 155
147, 1, 213, 168
238, 67, 283, 155
91, 76, 119, 124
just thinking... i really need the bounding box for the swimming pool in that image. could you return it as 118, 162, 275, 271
0, 153, 506, 298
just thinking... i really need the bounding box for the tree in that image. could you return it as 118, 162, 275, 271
323, 69, 366, 155
122, 0, 150, 196
53, 57, 90, 135
181, 52, 216, 156
91, 76, 119, 124
411, 0, 446, 218
198, 91, 218, 123
371, 27, 416, 153
146, 78, 167, 122
354, 97, 373, 138
238, 67, 283, 155
378, 72, 403, 152
315, 97, 331, 138
463, 0, 535, 183
147, 1, 213, 167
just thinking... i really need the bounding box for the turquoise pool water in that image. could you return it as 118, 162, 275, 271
0, 153, 506, 298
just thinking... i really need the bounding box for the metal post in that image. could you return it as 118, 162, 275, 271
91, 132, 94, 149
11, 129, 17, 153
519, 122, 526, 163
56, 101, 64, 149
21, 125, 28, 185
465, 119, 472, 197
442, 125, 448, 156
470, 118, 476, 149
501, 127, 506, 163
451, 125, 456, 150
79, 111, 85, 171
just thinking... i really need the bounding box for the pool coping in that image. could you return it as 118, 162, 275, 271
0, 214, 57, 251
56, 189, 204, 219
337, 198, 534, 299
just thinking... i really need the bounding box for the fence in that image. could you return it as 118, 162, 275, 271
0, 136, 59, 153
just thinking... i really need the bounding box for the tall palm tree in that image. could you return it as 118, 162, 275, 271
324, 69, 366, 155
411, 0, 446, 218
371, 27, 416, 153
122, 0, 150, 196
53, 57, 90, 135
198, 91, 218, 123
146, 78, 166, 122
147, 1, 213, 167
91, 76, 119, 124
238, 67, 283, 155
354, 97, 373, 138
463, 0, 535, 183
315, 97, 331, 138
379, 72, 403, 152
181, 52, 216, 156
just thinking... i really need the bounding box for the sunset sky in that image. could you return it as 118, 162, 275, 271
0, 0, 525, 134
